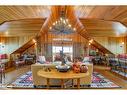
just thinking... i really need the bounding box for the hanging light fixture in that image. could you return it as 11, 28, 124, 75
49, 7, 76, 63
49, 17, 76, 35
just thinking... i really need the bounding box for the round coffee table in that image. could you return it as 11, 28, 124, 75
37, 69, 89, 89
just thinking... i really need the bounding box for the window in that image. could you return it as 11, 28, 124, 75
52, 46, 73, 61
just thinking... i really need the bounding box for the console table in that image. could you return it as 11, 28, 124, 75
37, 69, 89, 89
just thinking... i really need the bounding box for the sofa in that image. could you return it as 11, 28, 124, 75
31, 62, 93, 87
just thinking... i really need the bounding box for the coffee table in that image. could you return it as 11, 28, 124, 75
37, 69, 89, 89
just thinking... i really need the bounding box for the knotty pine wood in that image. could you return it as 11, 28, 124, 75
0, 18, 45, 37
0, 36, 34, 55
94, 37, 127, 54
80, 18, 127, 37
0, 6, 51, 24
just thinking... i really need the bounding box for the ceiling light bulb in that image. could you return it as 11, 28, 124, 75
5, 31, 8, 35
66, 19, 68, 22
73, 28, 76, 31
89, 43, 91, 45
53, 23, 55, 25
63, 20, 66, 24
122, 42, 124, 45
89, 39, 93, 43
60, 18, 62, 21
56, 21, 57, 24
33, 39, 36, 43
68, 24, 71, 27
49, 27, 52, 30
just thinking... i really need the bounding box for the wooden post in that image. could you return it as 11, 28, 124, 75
72, 79, 74, 88
77, 78, 80, 89
47, 78, 50, 89
61, 79, 64, 89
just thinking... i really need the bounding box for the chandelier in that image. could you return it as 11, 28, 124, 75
49, 17, 76, 35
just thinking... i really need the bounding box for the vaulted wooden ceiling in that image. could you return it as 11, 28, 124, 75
0, 6, 51, 37
74, 6, 127, 37
80, 18, 127, 37
0, 6, 51, 24
0, 6, 127, 54
0, 6, 127, 37
0, 18, 45, 37
74, 6, 127, 22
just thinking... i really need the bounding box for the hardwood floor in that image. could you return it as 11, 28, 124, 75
0, 65, 127, 89
0, 65, 31, 88
94, 65, 127, 89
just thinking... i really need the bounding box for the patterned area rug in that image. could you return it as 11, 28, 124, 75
7, 71, 120, 89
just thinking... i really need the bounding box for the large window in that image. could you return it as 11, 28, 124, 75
52, 46, 73, 61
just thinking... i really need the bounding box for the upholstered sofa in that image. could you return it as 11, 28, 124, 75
31, 62, 93, 87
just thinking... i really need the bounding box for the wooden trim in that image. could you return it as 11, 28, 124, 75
0, 18, 46, 25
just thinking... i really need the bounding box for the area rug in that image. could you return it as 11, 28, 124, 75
7, 71, 120, 89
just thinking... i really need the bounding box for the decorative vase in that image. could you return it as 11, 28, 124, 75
72, 63, 81, 73
73, 67, 80, 73
80, 64, 88, 73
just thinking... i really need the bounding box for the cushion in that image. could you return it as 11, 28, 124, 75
37, 56, 46, 64
82, 56, 92, 62
0, 54, 8, 59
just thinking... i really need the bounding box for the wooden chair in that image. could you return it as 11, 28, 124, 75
109, 57, 119, 71
15, 60, 25, 69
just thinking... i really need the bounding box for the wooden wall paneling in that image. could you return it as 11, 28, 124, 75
125, 37, 127, 53
94, 37, 127, 54
0, 36, 34, 54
